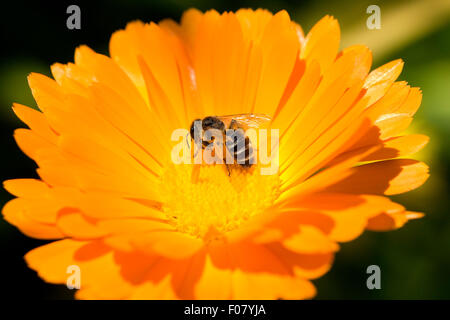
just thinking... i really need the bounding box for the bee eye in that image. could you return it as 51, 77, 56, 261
202, 116, 225, 131
202, 117, 215, 128
190, 119, 202, 139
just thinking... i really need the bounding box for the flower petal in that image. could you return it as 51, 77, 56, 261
324, 159, 429, 195
129, 230, 204, 259
367, 211, 424, 231
300, 15, 340, 72
2, 198, 63, 239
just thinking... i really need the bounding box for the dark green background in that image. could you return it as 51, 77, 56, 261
0, 0, 449, 299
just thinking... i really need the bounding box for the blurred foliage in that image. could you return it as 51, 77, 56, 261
0, 0, 449, 299
0, 59, 48, 119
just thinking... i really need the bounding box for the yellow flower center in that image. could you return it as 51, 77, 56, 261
160, 163, 281, 239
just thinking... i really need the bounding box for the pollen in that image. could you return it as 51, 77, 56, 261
160, 163, 281, 239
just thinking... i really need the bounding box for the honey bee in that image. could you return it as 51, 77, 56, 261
188, 114, 271, 175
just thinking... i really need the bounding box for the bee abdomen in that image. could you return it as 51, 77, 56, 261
226, 133, 254, 166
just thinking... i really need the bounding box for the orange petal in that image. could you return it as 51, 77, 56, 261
363, 59, 404, 107
301, 15, 340, 72
232, 271, 316, 299
27, 72, 65, 114
329, 134, 429, 165
1, 190, 62, 224
252, 10, 300, 116
279, 143, 379, 202
77, 194, 166, 220
2, 198, 63, 239
279, 192, 403, 242
280, 46, 373, 186
235, 9, 273, 42
25, 239, 111, 284
12, 103, 57, 143
56, 210, 108, 239
3, 179, 50, 199
114, 251, 179, 299
282, 225, 339, 254
365, 134, 429, 160
129, 230, 204, 259
324, 159, 429, 195
265, 242, 334, 279
74, 45, 147, 113
14, 128, 55, 161
193, 248, 232, 299
367, 211, 424, 231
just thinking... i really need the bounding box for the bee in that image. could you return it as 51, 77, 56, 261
188, 114, 271, 175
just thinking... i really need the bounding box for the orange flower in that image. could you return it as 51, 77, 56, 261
3, 9, 429, 299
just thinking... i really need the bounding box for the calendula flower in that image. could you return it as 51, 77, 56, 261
3, 9, 429, 299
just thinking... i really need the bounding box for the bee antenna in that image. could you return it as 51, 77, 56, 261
185, 132, 191, 149
186, 132, 201, 159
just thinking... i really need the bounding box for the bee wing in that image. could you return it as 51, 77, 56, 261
215, 113, 272, 130
216, 114, 271, 160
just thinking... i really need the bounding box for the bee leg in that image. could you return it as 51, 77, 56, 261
185, 132, 191, 149
186, 133, 201, 161
193, 145, 199, 159
225, 164, 231, 177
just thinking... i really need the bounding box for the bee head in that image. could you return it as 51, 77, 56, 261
190, 119, 202, 140
190, 117, 225, 142
201, 116, 225, 131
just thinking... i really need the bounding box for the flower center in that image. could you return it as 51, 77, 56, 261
160, 163, 281, 239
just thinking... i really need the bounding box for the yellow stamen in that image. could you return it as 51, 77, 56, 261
160, 163, 281, 239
